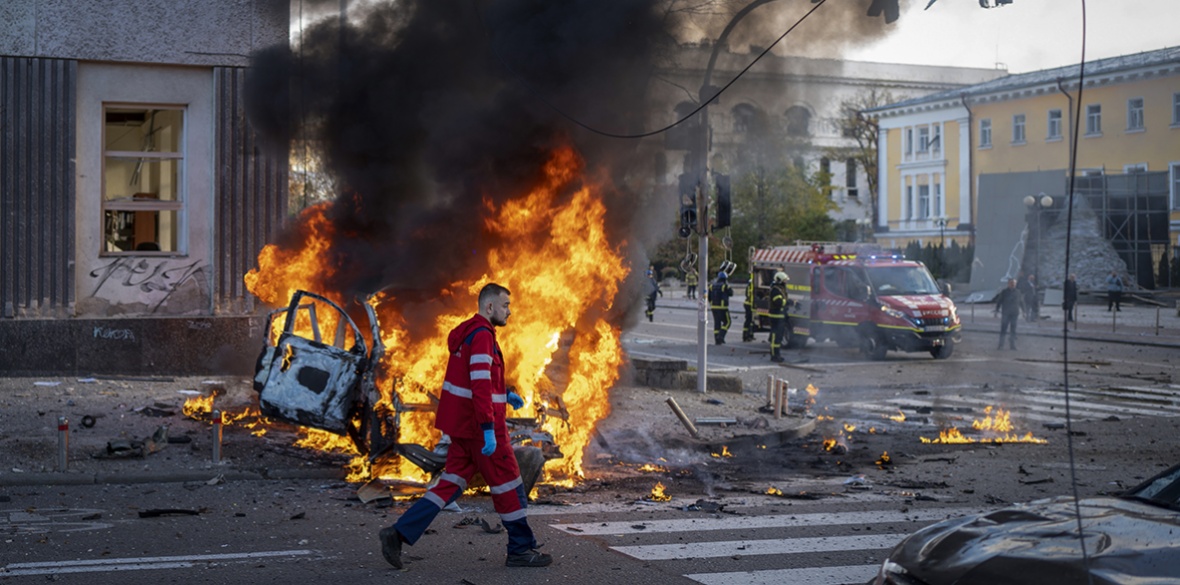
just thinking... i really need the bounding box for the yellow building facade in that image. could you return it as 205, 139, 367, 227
871, 46, 1180, 290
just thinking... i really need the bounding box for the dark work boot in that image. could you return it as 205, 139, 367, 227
379, 527, 403, 569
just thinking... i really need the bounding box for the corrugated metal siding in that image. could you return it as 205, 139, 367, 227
213, 67, 287, 314
0, 57, 76, 318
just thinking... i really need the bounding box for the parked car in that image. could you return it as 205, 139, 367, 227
874, 462, 1180, 585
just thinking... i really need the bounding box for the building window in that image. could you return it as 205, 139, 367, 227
934, 182, 943, 217
1012, 114, 1026, 143
1127, 97, 1144, 131
979, 118, 992, 148
918, 126, 930, 153
785, 105, 811, 137
1086, 103, 1102, 135
905, 184, 914, 219
1173, 93, 1180, 126
1124, 163, 1147, 173
732, 103, 757, 134
1048, 109, 1062, 139
846, 159, 858, 197
103, 106, 185, 253
931, 124, 941, 154
1171, 162, 1180, 210
905, 128, 914, 155
917, 184, 930, 219
819, 157, 830, 177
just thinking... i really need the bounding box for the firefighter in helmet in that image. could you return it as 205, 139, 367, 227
742, 270, 756, 342
709, 270, 733, 345
769, 271, 790, 362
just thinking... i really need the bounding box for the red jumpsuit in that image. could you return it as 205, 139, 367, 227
390, 314, 537, 554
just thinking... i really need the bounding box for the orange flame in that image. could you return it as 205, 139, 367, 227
244, 144, 627, 485
920, 406, 1046, 444
647, 481, 672, 502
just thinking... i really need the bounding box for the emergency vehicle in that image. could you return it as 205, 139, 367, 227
749, 242, 961, 359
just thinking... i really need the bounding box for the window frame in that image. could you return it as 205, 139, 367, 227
1086, 103, 1102, 136
917, 184, 931, 219
979, 118, 992, 148
1127, 97, 1145, 131
100, 103, 187, 256
1172, 93, 1180, 127
1047, 109, 1063, 140
1012, 113, 1026, 144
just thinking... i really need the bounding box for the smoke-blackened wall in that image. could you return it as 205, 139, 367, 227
246, 0, 668, 314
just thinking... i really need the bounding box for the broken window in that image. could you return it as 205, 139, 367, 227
102, 106, 185, 254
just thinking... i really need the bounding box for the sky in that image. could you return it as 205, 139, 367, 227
843, 0, 1178, 73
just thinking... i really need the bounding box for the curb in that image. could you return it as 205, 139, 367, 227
0, 466, 347, 487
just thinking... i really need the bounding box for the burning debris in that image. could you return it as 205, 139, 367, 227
921, 406, 1048, 445
646, 482, 672, 502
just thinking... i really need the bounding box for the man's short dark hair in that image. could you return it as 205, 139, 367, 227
478, 283, 511, 307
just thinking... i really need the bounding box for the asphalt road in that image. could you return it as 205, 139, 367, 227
2, 295, 1178, 584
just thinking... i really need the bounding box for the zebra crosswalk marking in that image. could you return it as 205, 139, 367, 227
686, 565, 880, 585
610, 533, 909, 560
551, 507, 969, 536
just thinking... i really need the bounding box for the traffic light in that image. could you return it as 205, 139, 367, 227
678, 173, 697, 238
866, 0, 899, 23
714, 173, 731, 230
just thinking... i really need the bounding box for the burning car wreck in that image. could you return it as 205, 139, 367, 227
874, 461, 1180, 585
252, 289, 556, 493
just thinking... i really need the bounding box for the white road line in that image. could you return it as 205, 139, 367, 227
2, 550, 315, 576
551, 507, 970, 536
611, 533, 907, 560
686, 564, 880, 585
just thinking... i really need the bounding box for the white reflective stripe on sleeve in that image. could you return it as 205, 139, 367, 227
469, 354, 493, 365
470, 370, 492, 381
491, 393, 506, 403
500, 509, 528, 522
438, 473, 467, 491
443, 381, 472, 399
424, 491, 448, 509
489, 476, 522, 495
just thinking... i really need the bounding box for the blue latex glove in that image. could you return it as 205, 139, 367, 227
481, 429, 497, 456
507, 391, 524, 409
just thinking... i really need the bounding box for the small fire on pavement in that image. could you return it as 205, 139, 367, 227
646, 482, 672, 502
710, 445, 733, 459
182, 393, 269, 437
920, 406, 1047, 444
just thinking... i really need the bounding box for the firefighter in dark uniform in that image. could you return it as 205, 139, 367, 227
769, 271, 789, 362
709, 271, 733, 345
644, 267, 662, 322
742, 273, 756, 342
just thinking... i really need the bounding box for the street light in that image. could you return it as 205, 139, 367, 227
1022, 193, 1054, 279
935, 216, 948, 249
856, 217, 872, 242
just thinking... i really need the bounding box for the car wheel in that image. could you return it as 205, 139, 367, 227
860, 330, 887, 360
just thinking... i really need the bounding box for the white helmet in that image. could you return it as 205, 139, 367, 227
774, 271, 789, 283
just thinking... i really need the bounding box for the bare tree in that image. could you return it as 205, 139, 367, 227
824, 88, 901, 229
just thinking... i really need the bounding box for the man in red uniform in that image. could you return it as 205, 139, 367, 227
379, 283, 552, 568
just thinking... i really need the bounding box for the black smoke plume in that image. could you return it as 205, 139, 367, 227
246, 0, 670, 330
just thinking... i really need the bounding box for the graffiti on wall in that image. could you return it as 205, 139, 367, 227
87, 257, 209, 314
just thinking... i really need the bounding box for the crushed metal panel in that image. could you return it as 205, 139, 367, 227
258, 334, 362, 434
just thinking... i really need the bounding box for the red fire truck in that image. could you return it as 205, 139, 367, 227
749, 242, 961, 359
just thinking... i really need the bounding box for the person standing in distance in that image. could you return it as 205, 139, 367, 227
742, 271, 756, 342
644, 267, 662, 322
379, 283, 551, 569
994, 278, 1023, 350
709, 271, 733, 345
1063, 273, 1078, 322
768, 271, 789, 362
1106, 270, 1124, 311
